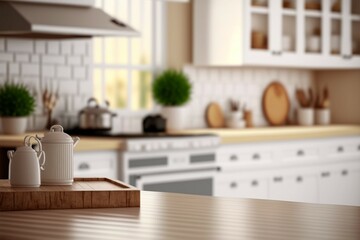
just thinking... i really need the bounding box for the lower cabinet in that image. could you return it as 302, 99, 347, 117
215, 136, 360, 206
74, 151, 118, 179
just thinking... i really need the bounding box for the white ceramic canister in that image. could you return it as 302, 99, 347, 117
39, 125, 80, 185
315, 109, 331, 125
8, 136, 45, 187
297, 108, 314, 126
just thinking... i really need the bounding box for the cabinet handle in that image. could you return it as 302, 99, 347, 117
342, 55, 352, 59
273, 176, 283, 182
230, 155, 238, 161
252, 153, 260, 160
337, 146, 344, 153
271, 51, 282, 56
230, 182, 237, 188
297, 150, 305, 156
321, 172, 330, 178
251, 180, 258, 186
78, 163, 90, 170
341, 170, 348, 176
296, 176, 303, 182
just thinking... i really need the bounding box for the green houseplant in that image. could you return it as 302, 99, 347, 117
152, 69, 191, 130
0, 82, 35, 134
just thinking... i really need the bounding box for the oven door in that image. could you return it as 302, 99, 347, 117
133, 167, 219, 196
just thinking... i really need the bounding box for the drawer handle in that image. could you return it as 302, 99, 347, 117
321, 172, 330, 178
78, 163, 90, 170
230, 182, 237, 188
252, 153, 260, 160
296, 176, 303, 182
273, 176, 283, 182
341, 170, 348, 176
230, 155, 238, 161
337, 146, 344, 153
297, 150, 305, 156
251, 180, 258, 186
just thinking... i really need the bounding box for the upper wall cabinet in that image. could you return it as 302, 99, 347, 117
193, 0, 360, 69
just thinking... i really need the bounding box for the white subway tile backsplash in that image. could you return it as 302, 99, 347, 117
47, 41, 60, 55
0, 39, 4, 51
42, 55, 65, 65
67, 56, 81, 65
41, 65, 55, 78
7, 39, 33, 53
0, 38, 93, 131
59, 80, 77, 95
8, 63, 20, 75
0, 53, 13, 62
15, 53, 29, 63
0, 63, 6, 75
183, 66, 314, 128
56, 66, 71, 78
35, 41, 46, 54
21, 63, 39, 76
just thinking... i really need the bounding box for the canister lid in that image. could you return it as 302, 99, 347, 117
41, 125, 74, 143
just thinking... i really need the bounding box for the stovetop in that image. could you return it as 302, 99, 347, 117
65, 128, 214, 139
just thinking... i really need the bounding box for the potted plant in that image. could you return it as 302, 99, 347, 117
0, 82, 35, 134
152, 69, 191, 131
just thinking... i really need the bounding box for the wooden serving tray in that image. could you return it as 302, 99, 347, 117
0, 178, 140, 211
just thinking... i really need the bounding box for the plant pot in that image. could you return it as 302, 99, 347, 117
315, 109, 331, 125
1, 116, 28, 134
297, 108, 314, 126
161, 106, 187, 131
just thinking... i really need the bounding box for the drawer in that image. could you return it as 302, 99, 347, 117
219, 151, 272, 164
74, 151, 118, 178
238, 178, 268, 199
320, 143, 360, 157
279, 147, 318, 161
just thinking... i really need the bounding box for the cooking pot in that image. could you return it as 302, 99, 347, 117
79, 98, 117, 131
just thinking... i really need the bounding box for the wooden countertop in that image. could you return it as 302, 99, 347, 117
0, 132, 125, 152
174, 125, 360, 144
0, 125, 359, 151
0, 191, 359, 240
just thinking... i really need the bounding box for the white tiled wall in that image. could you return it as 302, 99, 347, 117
0, 38, 93, 130
183, 65, 314, 128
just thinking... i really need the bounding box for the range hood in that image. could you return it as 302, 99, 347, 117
0, 1, 138, 38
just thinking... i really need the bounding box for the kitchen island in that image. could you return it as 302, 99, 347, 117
0, 191, 359, 240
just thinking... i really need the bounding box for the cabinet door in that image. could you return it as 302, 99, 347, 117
238, 178, 268, 199
269, 174, 317, 203
319, 164, 360, 206
214, 174, 239, 197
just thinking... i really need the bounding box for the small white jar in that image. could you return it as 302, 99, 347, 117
315, 109, 331, 125
298, 108, 314, 126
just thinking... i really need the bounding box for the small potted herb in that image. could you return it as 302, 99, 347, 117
152, 69, 191, 131
0, 82, 35, 134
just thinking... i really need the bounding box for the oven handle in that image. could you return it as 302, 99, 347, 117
134, 167, 221, 189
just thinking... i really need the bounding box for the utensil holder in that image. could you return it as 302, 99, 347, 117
298, 108, 314, 126
315, 109, 331, 125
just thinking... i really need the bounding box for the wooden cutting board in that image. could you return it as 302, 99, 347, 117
0, 178, 140, 211
205, 102, 225, 128
262, 82, 290, 126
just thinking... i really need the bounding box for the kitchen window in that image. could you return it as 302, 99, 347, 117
93, 0, 165, 112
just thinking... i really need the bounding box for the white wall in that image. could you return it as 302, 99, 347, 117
183, 65, 314, 128
0, 38, 93, 130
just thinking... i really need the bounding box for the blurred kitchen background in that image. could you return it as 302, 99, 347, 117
0, 0, 359, 206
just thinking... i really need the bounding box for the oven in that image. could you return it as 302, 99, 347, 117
120, 137, 220, 196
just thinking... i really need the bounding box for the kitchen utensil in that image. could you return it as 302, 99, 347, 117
37, 125, 80, 185
322, 86, 330, 108
244, 110, 253, 128
41, 82, 59, 129
206, 102, 225, 128
8, 135, 45, 187
307, 35, 321, 52
143, 115, 166, 133
308, 88, 314, 107
297, 108, 314, 126
79, 97, 117, 131
0, 178, 140, 211
252, 31, 267, 49
262, 82, 290, 126
296, 89, 308, 108
315, 109, 331, 125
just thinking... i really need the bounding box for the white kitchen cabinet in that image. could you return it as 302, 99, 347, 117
216, 136, 360, 206
193, 0, 360, 68
74, 151, 118, 179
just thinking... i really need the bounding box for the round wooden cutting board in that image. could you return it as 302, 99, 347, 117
205, 102, 225, 128
262, 81, 290, 126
